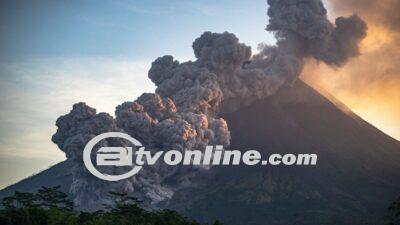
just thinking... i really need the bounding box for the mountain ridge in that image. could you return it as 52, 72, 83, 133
168, 80, 400, 225
1, 80, 399, 225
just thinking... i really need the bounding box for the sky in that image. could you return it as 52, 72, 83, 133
0, 0, 399, 189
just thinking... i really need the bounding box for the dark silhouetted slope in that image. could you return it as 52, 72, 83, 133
1, 80, 399, 225
0, 161, 72, 200
169, 80, 400, 225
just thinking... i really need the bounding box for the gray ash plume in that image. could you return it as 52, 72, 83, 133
52, 0, 367, 210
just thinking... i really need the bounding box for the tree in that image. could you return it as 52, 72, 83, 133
36, 186, 73, 211
212, 220, 225, 225
388, 196, 400, 225
1, 187, 223, 225
1, 191, 37, 209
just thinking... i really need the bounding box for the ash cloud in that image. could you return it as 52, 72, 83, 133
265, 0, 366, 66
330, 0, 400, 32
52, 0, 366, 210
302, 0, 400, 139
52, 102, 175, 210
52, 103, 135, 210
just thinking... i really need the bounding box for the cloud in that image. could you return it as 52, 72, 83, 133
301, 0, 400, 140
0, 57, 155, 159
48, 0, 368, 210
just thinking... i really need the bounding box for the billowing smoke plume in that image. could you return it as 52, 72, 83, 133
302, 0, 400, 140
52, 102, 176, 210
51, 103, 134, 210
52, 0, 366, 210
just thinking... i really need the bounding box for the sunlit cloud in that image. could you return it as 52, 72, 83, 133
302, 0, 400, 140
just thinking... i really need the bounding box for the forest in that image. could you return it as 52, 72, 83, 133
0, 186, 224, 225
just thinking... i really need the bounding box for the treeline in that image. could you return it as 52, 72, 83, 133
389, 196, 400, 225
1, 186, 399, 225
0, 186, 223, 225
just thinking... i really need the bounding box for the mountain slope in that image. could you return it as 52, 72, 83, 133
1, 80, 399, 225
168, 80, 400, 225
0, 161, 72, 200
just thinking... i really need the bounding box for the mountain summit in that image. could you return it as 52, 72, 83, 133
1, 80, 399, 225
166, 80, 400, 225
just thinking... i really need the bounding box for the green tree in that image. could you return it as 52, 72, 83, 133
388, 196, 400, 225
212, 220, 224, 225
1, 191, 37, 209
1, 187, 224, 225
36, 186, 73, 211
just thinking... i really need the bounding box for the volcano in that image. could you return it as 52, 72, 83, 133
1, 80, 400, 225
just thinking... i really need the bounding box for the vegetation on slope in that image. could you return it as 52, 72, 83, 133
0, 186, 223, 225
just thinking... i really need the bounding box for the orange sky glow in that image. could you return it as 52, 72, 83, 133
302, 2, 400, 140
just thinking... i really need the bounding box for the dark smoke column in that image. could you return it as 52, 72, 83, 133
266, 0, 367, 66
52, 0, 367, 210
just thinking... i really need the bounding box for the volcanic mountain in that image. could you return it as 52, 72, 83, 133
1, 80, 400, 225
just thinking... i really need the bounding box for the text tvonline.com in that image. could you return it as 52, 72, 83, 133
128, 146, 318, 166
83, 132, 317, 181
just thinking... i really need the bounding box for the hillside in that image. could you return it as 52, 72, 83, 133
168, 80, 400, 225
1, 80, 399, 225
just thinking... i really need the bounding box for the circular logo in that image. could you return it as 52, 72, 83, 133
83, 132, 143, 181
